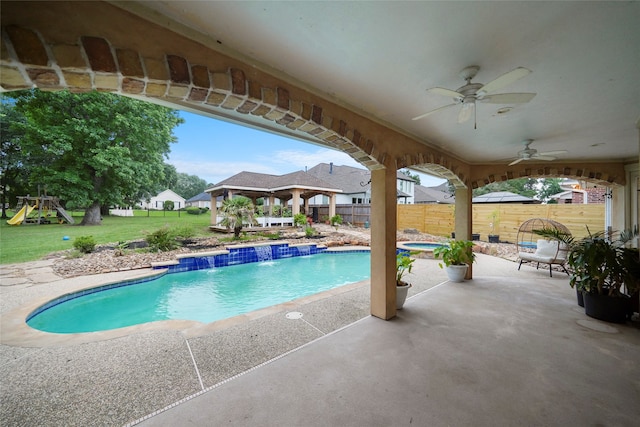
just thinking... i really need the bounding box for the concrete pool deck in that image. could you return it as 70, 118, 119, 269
1, 253, 639, 426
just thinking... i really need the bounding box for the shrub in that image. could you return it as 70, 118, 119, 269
173, 224, 195, 240
186, 206, 204, 215
293, 213, 307, 227
163, 200, 175, 211
73, 235, 96, 253
305, 226, 317, 237
145, 226, 180, 252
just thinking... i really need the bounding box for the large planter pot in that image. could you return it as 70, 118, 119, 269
583, 293, 632, 323
396, 282, 411, 309
576, 289, 584, 307
445, 265, 468, 282
488, 235, 500, 243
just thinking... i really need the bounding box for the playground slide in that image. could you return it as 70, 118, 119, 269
7, 205, 35, 225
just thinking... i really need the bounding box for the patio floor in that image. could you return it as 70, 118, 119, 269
1, 254, 639, 426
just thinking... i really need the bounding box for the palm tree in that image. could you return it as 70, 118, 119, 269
218, 196, 257, 238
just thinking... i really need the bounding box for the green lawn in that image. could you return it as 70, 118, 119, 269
0, 210, 214, 265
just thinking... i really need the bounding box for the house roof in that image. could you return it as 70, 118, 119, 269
306, 163, 372, 194
205, 170, 341, 199
186, 192, 211, 202
154, 189, 185, 201
414, 185, 454, 204
472, 191, 537, 204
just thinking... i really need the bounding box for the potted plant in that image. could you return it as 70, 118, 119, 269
534, 226, 639, 323
488, 209, 500, 243
396, 251, 417, 309
433, 239, 476, 282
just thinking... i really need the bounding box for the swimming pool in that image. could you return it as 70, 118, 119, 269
27, 250, 370, 333
400, 242, 446, 249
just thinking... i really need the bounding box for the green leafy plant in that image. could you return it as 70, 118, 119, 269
534, 226, 639, 297
305, 226, 317, 237
73, 235, 96, 254
113, 240, 128, 257
163, 200, 175, 211
433, 240, 476, 268
330, 214, 343, 229
396, 251, 417, 285
145, 226, 180, 252
293, 213, 308, 227
218, 196, 257, 239
185, 206, 204, 215
172, 224, 195, 240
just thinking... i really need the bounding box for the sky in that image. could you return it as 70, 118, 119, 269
167, 111, 447, 187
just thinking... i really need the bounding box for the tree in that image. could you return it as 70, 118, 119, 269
537, 178, 564, 203
10, 90, 183, 225
172, 172, 208, 199
400, 169, 421, 185
0, 97, 30, 218
472, 178, 537, 198
218, 196, 256, 238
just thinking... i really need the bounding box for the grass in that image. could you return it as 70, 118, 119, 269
0, 210, 214, 265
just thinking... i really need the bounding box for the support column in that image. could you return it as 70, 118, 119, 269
329, 194, 336, 218
303, 197, 310, 216
291, 189, 301, 215
454, 187, 473, 279
210, 193, 217, 226
370, 167, 397, 320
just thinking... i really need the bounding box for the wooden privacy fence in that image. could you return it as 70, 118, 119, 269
310, 204, 372, 226
310, 203, 604, 242
398, 204, 605, 243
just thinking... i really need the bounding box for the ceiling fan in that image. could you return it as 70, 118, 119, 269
412, 66, 536, 128
508, 139, 567, 166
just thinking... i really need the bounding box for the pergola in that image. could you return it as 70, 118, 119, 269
205, 171, 342, 223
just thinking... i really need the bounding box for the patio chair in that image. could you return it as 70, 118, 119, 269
517, 238, 570, 277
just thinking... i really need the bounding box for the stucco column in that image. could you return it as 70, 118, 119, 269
454, 187, 473, 279
329, 194, 336, 218
267, 196, 274, 214
210, 193, 217, 226
291, 189, 301, 215
370, 167, 397, 320
303, 197, 310, 216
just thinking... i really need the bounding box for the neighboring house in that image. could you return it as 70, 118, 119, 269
414, 184, 454, 204
186, 192, 212, 209
306, 163, 417, 204
549, 179, 607, 204
139, 189, 185, 210
472, 191, 538, 204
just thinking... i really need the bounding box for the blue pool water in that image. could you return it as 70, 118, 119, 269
27, 252, 370, 333
402, 242, 445, 249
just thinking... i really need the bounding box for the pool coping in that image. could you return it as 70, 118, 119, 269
0, 246, 372, 348
396, 240, 444, 257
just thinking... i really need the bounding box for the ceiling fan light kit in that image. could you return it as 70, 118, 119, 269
412, 65, 537, 129
507, 139, 568, 166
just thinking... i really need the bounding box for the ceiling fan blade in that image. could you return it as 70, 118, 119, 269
479, 93, 536, 104
532, 155, 556, 161
538, 150, 568, 156
427, 87, 463, 99
411, 103, 458, 121
457, 103, 474, 123
478, 67, 531, 95
508, 158, 525, 166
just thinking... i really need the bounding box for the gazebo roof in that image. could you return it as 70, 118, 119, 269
206, 171, 342, 200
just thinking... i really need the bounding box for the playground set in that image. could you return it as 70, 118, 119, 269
7, 192, 74, 226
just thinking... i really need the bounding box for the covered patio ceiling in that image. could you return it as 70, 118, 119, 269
119, 1, 639, 176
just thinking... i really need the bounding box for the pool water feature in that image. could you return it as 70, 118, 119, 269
27, 248, 370, 334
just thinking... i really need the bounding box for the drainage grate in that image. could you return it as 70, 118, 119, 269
285, 311, 303, 320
